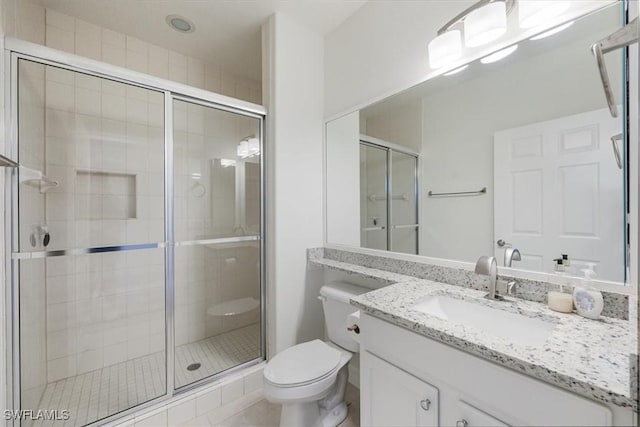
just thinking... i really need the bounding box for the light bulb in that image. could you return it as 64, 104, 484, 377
428, 30, 462, 69
465, 2, 507, 47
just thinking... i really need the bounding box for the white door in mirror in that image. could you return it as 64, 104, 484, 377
494, 107, 623, 281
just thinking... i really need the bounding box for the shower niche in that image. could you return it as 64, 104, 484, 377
75, 171, 137, 220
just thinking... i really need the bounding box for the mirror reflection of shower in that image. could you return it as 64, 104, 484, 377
360, 137, 419, 255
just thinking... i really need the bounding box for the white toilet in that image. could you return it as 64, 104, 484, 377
263, 282, 368, 427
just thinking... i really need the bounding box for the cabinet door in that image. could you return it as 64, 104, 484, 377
361, 351, 438, 427
453, 400, 509, 427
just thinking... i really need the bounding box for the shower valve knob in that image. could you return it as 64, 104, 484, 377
30, 224, 51, 248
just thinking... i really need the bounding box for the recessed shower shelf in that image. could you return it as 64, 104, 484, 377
19, 166, 59, 193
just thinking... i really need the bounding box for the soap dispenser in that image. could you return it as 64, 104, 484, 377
572, 265, 603, 319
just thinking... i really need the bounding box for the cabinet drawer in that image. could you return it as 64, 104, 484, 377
454, 400, 509, 427
361, 351, 439, 427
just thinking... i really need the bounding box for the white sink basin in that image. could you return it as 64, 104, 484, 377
411, 295, 556, 347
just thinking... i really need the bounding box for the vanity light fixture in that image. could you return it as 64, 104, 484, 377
464, 1, 508, 47
237, 136, 260, 159
444, 65, 469, 76
428, 30, 463, 69
529, 21, 574, 40
428, 0, 571, 69
480, 44, 518, 64
220, 159, 236, 168
518, 0, 570, 29
428, 0, 515, 69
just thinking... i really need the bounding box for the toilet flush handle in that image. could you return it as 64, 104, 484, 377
347, 324, 360, 334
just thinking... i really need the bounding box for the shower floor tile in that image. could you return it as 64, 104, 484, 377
31, 324, 261, 427
175, 323, 261, 388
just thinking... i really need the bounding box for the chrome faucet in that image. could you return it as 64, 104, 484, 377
475, 256, 502, 300
504, 247, 521, 267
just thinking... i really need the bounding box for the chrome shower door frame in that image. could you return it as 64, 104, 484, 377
4, 38, 267, 426
359, 136, 421, 255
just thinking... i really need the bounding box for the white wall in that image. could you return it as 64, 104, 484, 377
325, 0, 613, 119
326, 111, 360, 247
262, 13, 325, 355
362, 102, 422, 153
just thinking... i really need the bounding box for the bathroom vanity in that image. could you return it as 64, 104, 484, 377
308, 248, 637, 426
353, 284, 635, 426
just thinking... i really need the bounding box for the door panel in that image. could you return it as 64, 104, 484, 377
361, 351, 439, 427
172, 99, 262, 389
360, 144, 388, 250
390, 151, 419, 254
16, 59, 167, 425
494, 108, 623, 281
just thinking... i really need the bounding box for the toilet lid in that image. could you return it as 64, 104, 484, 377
264, 340, 341, 386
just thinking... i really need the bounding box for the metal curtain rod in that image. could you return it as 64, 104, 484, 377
428, 187, 487, 197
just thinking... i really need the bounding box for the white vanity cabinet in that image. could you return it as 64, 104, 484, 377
361, 351, 439, 426
359, 313, 634, 427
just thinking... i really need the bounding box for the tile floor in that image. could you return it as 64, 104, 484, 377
211, 384, 360, 427
31, 324, 260, 427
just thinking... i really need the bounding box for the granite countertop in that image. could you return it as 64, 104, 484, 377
350, 280, 637, 409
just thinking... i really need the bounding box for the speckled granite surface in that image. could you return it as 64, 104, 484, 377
317, 248, 630, 320
350, 281, 637, 409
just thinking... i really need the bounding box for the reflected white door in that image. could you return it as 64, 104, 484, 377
494, 108, 623, 281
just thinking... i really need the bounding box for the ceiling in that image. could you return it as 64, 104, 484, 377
32, 0, 367, 82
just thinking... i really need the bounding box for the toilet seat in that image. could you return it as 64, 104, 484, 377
264, 340, 341, 387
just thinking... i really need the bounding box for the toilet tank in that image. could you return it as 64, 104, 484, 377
319, 282, 369, 352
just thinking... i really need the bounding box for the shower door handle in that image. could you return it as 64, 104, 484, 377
591, 17, 639, 118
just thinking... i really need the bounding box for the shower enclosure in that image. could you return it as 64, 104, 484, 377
360, 138, 419, 254
6, 40, 265, 426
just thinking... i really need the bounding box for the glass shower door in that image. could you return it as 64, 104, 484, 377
172, 99, 263, 389
15, 59, 167, 425
360, 143, 388, 250
390, 151, 419, 254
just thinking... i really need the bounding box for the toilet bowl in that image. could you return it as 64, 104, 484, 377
263, 282, 368, 427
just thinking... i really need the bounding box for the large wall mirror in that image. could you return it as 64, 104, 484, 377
325, 2, 630, 284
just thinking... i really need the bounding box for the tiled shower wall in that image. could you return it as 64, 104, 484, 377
5, 2, 262, 105
17, 62, 167, 387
